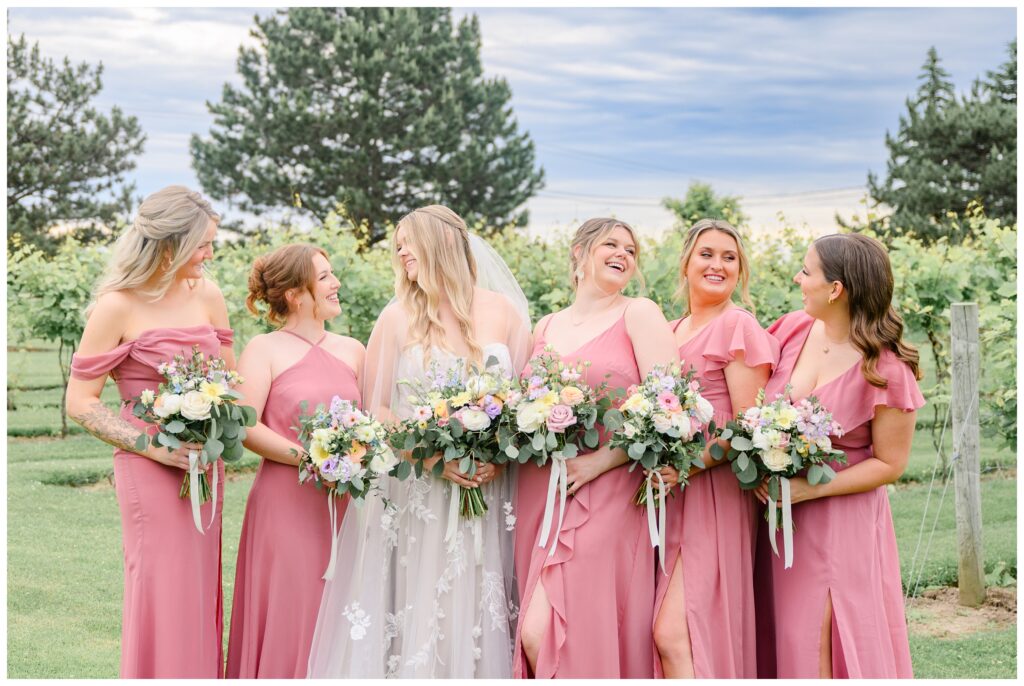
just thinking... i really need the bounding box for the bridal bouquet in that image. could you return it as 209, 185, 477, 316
295, 396, 400, 579
603, 363, 715, 570
716, 387, 846, 567
507, 346, 610, 555
390, 355, 518, 528
131, 345, 256, 533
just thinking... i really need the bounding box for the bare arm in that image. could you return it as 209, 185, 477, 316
237, 336, 305, 467
66, 294, 192, 469
756, 406, 916, 504
696, 353, 770, 472
203, 278, 236, 368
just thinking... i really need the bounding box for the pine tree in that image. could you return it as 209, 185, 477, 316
662, 181, 747, 230
868, 44, 1017, 243
7, 35, 145, 252
190, 8, 544, 245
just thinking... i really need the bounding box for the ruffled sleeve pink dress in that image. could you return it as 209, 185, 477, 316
512, 311, 652, 678
69, 324, 233, 678
225, 331, 361, 678
761, 310, 923, 678
655, 307, 779, 678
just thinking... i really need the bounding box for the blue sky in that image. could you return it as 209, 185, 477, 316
8, 6, 1017, 236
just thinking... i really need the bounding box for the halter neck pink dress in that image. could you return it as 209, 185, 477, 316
70, 324, 233, 678
761, 311, 923, 678
225, 331, 360, 678
512, 310, 652, 678
655, 307, 778, 678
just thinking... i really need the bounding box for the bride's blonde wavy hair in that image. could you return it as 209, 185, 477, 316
88, 185, 219, 315
393, 205, 482, 364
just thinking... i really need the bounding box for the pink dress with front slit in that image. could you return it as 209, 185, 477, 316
654, 307, 778, 678
70, 325, 233, 678
225, 331, 360, 677
512, 311, 652, 678
763, 311, 922, 678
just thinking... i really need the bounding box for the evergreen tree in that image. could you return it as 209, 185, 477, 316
7, 35, 145, 252
190, 8, 544, 245
868, 44, 1017, 243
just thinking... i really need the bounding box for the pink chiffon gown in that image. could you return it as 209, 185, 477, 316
69, 324, 233, 678
225, 331, 359, 678
762, 311, 923, 678
655, 307, 778, 678
513, 311, 653, 678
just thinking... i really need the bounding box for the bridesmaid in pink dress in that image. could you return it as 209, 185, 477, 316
754, 233, 924, 678
225, 243, 365, 677
653, 220, 778, 678
66, 186, 231, 677
513, 218, 678, 678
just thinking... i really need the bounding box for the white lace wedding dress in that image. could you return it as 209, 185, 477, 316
307, 313, 529, 677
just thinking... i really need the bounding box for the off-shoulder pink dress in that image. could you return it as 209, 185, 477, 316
70, 324, 233, 678
655, 307, 778, 678
762, 311, 923, 678
512, 311, 652, 678
225, 331, 360, 678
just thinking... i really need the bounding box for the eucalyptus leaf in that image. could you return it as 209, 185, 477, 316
730, 435, 753, 451
164, 420, 186, 434
560, 443, 578, 459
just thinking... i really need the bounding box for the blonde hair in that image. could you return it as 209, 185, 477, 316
569, 218, 645, 291
247, 243, 330, 326
676, 218, 754, 316
393, 205, 482, 364
88, 185, 219, 314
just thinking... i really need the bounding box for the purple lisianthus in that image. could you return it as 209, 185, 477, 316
483, 395, 502, 419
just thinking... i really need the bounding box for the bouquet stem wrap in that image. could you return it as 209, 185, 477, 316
444, 485, 485, 564
538, 452, 568, 558
645, 470, 668, 574
322, 490, 340, 580
188, 450, 203, 533
767, 476, 795, 569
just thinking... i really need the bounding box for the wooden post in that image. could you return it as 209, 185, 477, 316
950, 302, 985, 607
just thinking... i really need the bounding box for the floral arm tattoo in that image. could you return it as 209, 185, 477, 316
76, 401, 144, 453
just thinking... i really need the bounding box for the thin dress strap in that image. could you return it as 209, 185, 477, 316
280, 329, 327, 348
672, 316, 686, 333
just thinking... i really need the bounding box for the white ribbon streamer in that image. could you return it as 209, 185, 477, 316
322, 491, 339, 580
188, 449, 203, 534
206, 459, 219, 530
782, 476, 794, 569
767, 486, 779, 559
645, 471, 668, 574
445, 483, 461, 545
537, 453, 568, 558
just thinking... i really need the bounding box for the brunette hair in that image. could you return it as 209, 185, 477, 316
246, 243, 329, 326
813, 233, 922, 388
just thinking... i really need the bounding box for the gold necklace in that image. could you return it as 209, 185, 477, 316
822, 332, 850, 354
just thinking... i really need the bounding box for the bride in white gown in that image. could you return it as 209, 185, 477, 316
307, 205, 532, 678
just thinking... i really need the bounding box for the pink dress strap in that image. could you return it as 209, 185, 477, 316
70, 341, 136, 380
703, 308, 780, 373
279, 329, 327, 347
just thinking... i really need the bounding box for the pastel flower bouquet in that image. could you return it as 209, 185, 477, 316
132, 345, 256, 532
508, 346, 610, 555
295, 396, 401, 579
389, 355, 519, 549
715, 386, 846, 567
603, 363, 715, 569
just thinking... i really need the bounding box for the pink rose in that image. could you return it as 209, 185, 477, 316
545, 404, 577, 433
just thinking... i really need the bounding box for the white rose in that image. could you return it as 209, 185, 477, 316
752, 427, 780, 452
153, 393, 183, 419
179, 391, 213, 421
671, 412, 695, 440
140, 389, 155, 406
762, 447, 793, 472
815, 435, 833, 452
458, 408, 492, 432
516, 401, 546, 433
354, 424, 376, 443
622, 421, 640, 439
368, 446, 399, 475
694, 395, 715, 425
652, 413, 673, 434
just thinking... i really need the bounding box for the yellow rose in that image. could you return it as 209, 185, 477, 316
559, 386, 585, 406
620, 393, 652, 416
433, 401, 449, 419
200, 381, 227, 405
